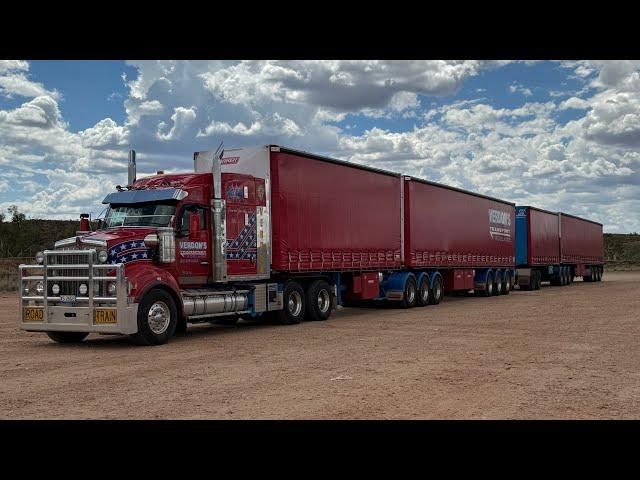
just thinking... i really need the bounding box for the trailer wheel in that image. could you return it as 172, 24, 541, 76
502, 272, 511, 295
430, 275, 444, 305
306, 279, 333, 321
535, 270, 542, 290
399, 276, 417, 308
480, 272, 494, 297
46, 331, 89, 344
277, 281, 305, 325
417, 276, 431, 306
599, 267, 604, 282
493, 271, 503, 296
132, 289, 178, 346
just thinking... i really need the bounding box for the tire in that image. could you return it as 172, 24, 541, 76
599, 267, 604, 282
493, 271, 503, 296
306, 279, 333, 321
417, 276, 431, 306
46, 331, 89, 344
131, 289, 178, 346
399, 276, 417, 308
480, 272, 494, 297
502, 272, 511, 295
277, 281, 305, 325
430, 274, 444, 305
584, 269, 593, 282
537, 270, 543, 290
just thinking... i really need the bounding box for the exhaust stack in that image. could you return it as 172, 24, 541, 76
128, 150, 136, 186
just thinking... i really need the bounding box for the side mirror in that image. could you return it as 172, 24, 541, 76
189, 211, 200, 240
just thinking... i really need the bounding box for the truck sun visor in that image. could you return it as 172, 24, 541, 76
102, 188, 188, 204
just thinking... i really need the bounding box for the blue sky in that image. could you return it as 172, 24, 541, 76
0, 60, 639, 232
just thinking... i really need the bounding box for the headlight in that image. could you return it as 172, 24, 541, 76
23, 285, 30, 295
98, 250, 108, 263
79, 283, 88, 295
35, 251, 44, 264
52, 284, 60, 295
36, 282, 44, 295
108, 282, 117, 296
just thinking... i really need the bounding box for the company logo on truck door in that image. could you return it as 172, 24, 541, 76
179, 241, 207, 258
488, 208, 512, 242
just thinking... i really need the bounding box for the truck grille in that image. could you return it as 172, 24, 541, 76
47, 251, 92, 296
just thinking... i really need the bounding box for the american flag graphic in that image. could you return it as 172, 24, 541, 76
226, 212, 257, 261
107, 240, 152, 265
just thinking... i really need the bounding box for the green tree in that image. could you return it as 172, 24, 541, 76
8, 205, 25, 223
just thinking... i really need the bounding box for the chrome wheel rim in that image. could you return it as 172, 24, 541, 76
505, 276, 511, 291
435, 281, 442, 301
148, 301, 170, 335
407, 282, 416, 303
317, 289, 330, 313
487, 280, 493, 295
288, 291, 303, 317
420, 282, 429, 303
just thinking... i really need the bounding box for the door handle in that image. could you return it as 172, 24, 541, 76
200, 261, 209, 265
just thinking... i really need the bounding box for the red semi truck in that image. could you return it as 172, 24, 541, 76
20, 145, 517, 345
515, 206, 604, 289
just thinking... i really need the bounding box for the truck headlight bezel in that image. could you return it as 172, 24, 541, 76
98, 249, 108, 263
35, 251, 44, 264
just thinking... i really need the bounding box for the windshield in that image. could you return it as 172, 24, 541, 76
104, 203, 176, 228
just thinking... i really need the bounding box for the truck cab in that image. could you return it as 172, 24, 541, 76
20, 147, 282, 345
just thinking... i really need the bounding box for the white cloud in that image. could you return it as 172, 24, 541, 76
2, 60, 640, 233
0, 60, 60, 100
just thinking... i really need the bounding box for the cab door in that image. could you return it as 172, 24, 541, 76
222, 173, 258, 277
175, 204, 211, 285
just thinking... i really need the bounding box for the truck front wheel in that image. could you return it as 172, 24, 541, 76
277, 281, 305, 325
46, 331, 89, 344
306, 279, 333, 321
132, 289, 178, 346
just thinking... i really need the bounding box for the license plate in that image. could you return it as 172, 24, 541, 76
60, 295, 76, 303
94, 309, 117, 324
23, 307, 44, 322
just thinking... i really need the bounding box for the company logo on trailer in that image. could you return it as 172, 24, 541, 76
488, 208, 512, 242
221, 156, 240, 165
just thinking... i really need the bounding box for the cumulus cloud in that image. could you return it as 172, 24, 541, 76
0, 60, 60, 100
2, 60, 640, 233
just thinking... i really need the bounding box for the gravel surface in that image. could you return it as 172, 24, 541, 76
1, 271, 639, 419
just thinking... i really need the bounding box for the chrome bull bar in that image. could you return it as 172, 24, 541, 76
19, 249, 138, 334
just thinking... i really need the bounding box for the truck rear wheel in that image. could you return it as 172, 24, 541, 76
305, 279, 333, 321
46, 331, 89, 344
430, 275, 444, 305
277, 281, 305, 325
493, 271, 503, 296
534, 270, 542, 290
597, 267, 603, 282
417, 276, 430, 306
502, 272, 511, 295
399, 276, 417, 308
132, 289, 178, 346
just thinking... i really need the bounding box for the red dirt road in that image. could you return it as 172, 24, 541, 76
1, 271, 639, 419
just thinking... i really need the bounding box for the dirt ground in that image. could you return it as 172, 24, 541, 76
1, 271, 639, 419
